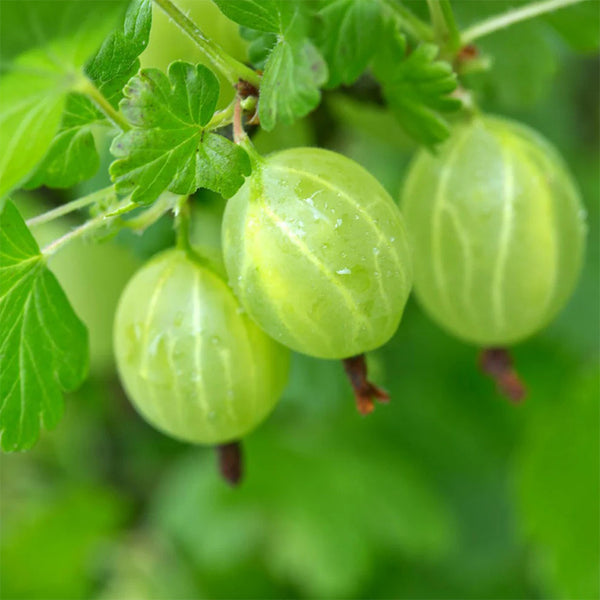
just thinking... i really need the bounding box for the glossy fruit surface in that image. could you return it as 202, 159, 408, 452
114, 248, 289, 445
402, 115, 586, 346
222, 147, 413, 359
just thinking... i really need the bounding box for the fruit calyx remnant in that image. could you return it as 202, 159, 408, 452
479, 347, 526, 403
343, 354, 390, 415
216, 441, 243, 486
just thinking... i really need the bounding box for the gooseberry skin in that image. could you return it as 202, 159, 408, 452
113, 249, 290, 445
401, 116, 586, 347
222, 147, 413, 360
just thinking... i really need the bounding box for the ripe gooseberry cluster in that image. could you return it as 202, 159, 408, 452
114, 113, 585, 467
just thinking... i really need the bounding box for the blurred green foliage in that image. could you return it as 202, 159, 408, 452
1, 1, 598, 599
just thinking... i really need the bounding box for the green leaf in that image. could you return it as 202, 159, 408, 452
212, 0, 296, 33
86, 0, 153, 83
0, 200, 88, 452
153, 427, 454, 598
0, 0, 124, 67
543, 0, 600, 53
240, 27, 277, 70
315, 0, 384, 88
0, 69, 66, 198
1, 485, 129, 599
373, 30, 460, 146
26, 94, 105, 190
516, 367, 600, 599
215, 0, 327, 131
0, 7, 120, 198
259, 33, 328, 131
110, 62, 251, 203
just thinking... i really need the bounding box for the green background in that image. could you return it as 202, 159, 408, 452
1, 2, 598, 598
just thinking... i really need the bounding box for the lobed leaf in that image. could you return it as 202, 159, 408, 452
211, 0, 296, 33
214, 0, 327, 131
86, 0, 153, 83
259, 34, 328, 131
25, 94, 105, 190
315, 0, 384, 88
0, 200, 88, 452
373, 29, 461, 147
110, 62, 251, 203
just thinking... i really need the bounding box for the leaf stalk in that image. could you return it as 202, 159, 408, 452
42, 199, 136, 257
79, 80, 131, 132
152, 0, 261, 88
381, 0, 434, 41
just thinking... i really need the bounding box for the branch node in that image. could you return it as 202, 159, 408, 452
343, 354, 390, 415
479, 347, 526, 403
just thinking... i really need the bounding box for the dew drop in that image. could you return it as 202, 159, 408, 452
372, 247, 380, 256
335, 218, 343, 228
336, 268, 351, 275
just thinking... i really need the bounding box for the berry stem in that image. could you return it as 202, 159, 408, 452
152, 0, 261, 89
479, 348, 526, 403
175, 196, 193, 252
461, 0, 584, 45
216, 441, 243, 486
233, 96, 263, 167
343, 354, 390, 415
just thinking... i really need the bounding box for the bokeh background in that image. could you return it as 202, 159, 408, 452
1, 2, 598, 599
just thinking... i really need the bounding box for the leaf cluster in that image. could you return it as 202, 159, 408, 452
0, 0, 596, 454
215, 0, 461, 143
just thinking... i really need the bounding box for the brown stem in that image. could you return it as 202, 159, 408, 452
342, 354, 390, 415
216, 441, 243, 486
479, 347, 526, 403
232, 97, 244, 145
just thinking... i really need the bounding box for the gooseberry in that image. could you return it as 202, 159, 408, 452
222, 147, 413, 359
114, 248, 290, 444
401, 115, 586, 346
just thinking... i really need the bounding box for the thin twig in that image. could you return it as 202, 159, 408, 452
26, 187, 115, 228
42, 199, 135, 257
461, 0, 584, 44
